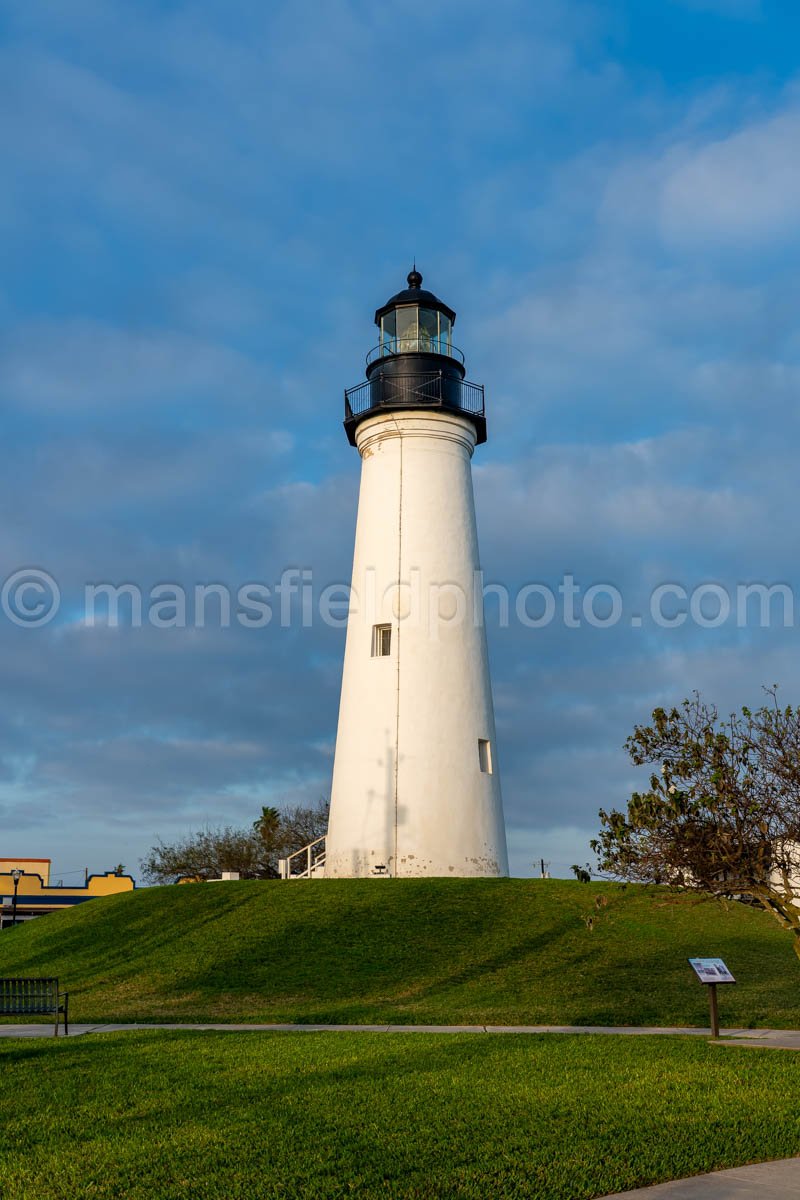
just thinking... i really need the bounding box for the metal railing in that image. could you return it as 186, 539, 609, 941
345, 372, 485, 422
278, 836, 326, 880
366, 339, 465, 366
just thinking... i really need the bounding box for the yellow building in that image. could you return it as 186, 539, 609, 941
0, 858, 135, 928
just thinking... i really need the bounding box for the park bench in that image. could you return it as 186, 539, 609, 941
0, 977, 69, 1036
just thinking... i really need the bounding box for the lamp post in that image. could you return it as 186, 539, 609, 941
10, 868, 21, 928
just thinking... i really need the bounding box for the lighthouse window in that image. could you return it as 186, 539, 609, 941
372, 624, 392, 657
478, 738, 493, 774
438, 314, 452, 355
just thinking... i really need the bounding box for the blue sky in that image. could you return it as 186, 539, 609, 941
3, 0, 800, 881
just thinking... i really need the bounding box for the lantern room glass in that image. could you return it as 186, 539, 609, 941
418, 308, 438, 351
379, 307, 453, 357
380, 309, 396, 355
395, 306, 417, 353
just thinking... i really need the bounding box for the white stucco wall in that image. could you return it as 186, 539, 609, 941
326, 409, 509, 878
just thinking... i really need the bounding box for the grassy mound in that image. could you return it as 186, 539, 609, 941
3, 1032, 800, 1199
0, 878, 797, 1025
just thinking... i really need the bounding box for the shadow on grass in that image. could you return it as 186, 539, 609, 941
2, 879, 799, 1029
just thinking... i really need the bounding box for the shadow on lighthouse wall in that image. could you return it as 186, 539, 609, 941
348, 728, 403, 876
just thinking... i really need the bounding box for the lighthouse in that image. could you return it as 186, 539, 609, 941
325, 270, 509, 878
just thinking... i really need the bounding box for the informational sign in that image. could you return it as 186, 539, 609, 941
688, 957, 736, 985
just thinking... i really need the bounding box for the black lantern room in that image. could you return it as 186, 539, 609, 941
344, 269, 486, 445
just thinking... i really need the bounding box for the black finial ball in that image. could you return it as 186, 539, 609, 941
407, 268, 422, 289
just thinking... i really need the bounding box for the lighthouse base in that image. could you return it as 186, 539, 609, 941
323, 851, 505, 880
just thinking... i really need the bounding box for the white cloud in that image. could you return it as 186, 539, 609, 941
0, 320, 266, 412
659, 110, 800, 245
476, 433, 754, 553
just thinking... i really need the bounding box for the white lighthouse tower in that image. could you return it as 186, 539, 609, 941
325, 270, 508, 878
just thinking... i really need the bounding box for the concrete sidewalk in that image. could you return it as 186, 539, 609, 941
599, 1157, 800, 1198
716, 1028, 800, 1051
2, 1022, 800, 1045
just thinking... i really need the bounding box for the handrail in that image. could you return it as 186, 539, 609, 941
366, 341, 465, 366
279, 836, 326, 880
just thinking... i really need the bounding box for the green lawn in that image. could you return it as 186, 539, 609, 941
1, 878, 798, 1026
0, 1032, 798, 1199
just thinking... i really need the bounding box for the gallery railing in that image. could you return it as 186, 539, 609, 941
344, 372, 485, 422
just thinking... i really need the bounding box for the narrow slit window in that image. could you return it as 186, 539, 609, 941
372, 624, 392, 657
478, 738, 493, 774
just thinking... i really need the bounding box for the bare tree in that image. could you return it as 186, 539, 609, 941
140, 799, 330, 884
141, 825, 266, 883
592, 689, 800, 962
275, 799, 329, 858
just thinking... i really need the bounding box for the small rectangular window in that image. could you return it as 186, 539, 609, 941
372, 624, 392, 657
478, 738, 493, 774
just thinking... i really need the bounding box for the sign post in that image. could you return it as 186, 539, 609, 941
688, 958, 736, 1037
